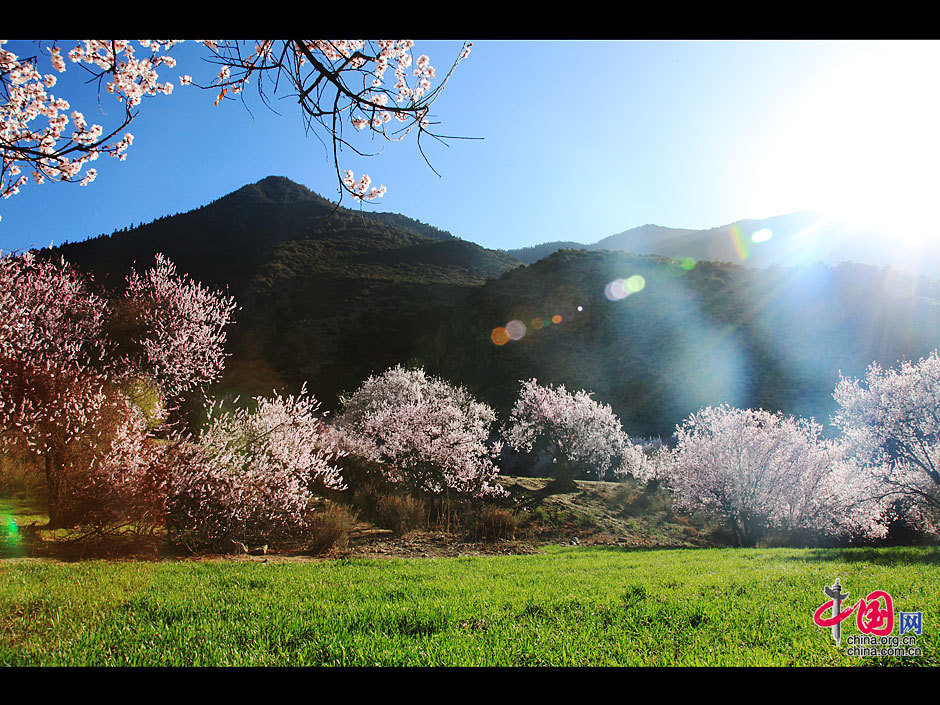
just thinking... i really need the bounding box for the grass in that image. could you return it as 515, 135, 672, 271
2, 545, 937, 666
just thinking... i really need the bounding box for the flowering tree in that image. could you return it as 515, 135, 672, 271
666, 405, 887, 546
58, 388, 166, 534
338, 365, 504, 499
116, 253, 238, 403
1, 39, 472, 207
0, 252, 110, 526
165, 387, 344, 549
0, 251, 235, 527
833, 352, 940, 535
504, 379, 644, 490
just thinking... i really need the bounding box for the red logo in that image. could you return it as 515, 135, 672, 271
814, 584, 894, 637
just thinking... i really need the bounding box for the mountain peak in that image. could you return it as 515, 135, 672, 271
226, 175, 331, 206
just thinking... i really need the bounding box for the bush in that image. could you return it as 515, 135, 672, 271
375, 494, 427, 536
0, 450, 43, 498
165, 388, 345, 551
306, 504, 357, 555
465, 506, 517, 542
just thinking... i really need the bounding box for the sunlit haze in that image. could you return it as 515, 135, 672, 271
750, 42, 940, 248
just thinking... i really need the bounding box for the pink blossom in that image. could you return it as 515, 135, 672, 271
2, 39, 469, 206
0, 251, 236, 528
834, 352, 940, 535
505, 379, 643, 486
165, 386, 345, 548
339, 365, 505, 498
666, 405, 889, 545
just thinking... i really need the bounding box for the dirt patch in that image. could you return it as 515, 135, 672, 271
1, 476, 715, 564
501, 476, 713, 549
339, 526, 537, 559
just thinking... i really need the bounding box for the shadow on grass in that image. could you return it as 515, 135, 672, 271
541, 544, 940, 566
779, 546, 940, 566
1, 521, 167, 562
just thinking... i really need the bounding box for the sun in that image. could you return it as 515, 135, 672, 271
750, 42, 940, 252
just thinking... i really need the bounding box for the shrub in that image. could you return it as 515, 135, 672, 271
0, 449, 43, 498
306, 503, 357, 555
466, 506, 517, 542
375, 494, 427, 536
165, 388, 344, 551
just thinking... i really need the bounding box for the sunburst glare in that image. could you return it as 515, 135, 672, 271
751, 43, 940, 256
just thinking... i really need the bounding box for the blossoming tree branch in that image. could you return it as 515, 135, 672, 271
0, 39, 472, 209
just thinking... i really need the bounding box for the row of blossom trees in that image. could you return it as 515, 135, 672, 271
4, 245, 940, 548
0, 248, 640, 547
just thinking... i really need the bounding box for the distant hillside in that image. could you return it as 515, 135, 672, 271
504, 211, 940, 281
504, 240, 586, 264
48, 176, 522, 405
54, 175, 462, 294
425, 249, 940, 438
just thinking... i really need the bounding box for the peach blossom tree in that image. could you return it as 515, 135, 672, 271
504, 379, 644, 490
338, 365, 504, 499
666, 405, 888, 546
833, 352, 940, 536
164, 386, 345, 550
0, 251, 236, 527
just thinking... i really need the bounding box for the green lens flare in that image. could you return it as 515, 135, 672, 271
625, 275, 645, 293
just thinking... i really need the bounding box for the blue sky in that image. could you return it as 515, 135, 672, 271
3, 39, 940, 255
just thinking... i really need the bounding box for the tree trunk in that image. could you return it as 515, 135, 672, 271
734, 515, 760, 548
44, 451, 70, 529
549, 460, 578, 493
728, 517, 746, 548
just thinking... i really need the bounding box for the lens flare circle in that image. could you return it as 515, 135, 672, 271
506, 319, 526, 341
491, 326, 510, 346
605, 279, 627, 301
606, 275, 645, 300
751, 228, 773, 243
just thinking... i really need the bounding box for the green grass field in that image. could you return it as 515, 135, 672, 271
2, 546, 936, 666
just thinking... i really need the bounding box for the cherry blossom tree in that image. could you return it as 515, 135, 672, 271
58, 388, 166, 535
504, 379, 644, 490
833, 352, 940, 535
0, 251, 235, 527
116, 253, 238, 403
338, 365, 504, 499
165, 386, 345, 549
1, 39, 472, 208
666, 405, 888, 546
0, 252, 110, 526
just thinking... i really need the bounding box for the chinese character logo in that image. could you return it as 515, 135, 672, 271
813, 579, 895, 644
899, 612, 923, 636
